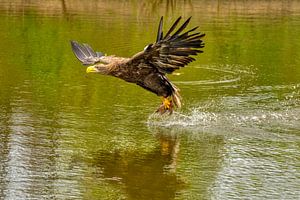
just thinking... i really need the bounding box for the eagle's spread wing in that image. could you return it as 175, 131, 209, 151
71, 41, 104, 65
129, 16, 205, 74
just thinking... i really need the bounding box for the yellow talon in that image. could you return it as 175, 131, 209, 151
156, 97, 174, 114
163, 97, 171, 109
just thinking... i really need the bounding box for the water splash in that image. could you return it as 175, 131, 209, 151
147, 84, 300, 142
148, 108, 299, 141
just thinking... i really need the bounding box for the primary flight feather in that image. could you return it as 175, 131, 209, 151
71, 16, 205, 114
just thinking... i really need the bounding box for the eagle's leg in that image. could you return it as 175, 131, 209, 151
156, 96, 174, 114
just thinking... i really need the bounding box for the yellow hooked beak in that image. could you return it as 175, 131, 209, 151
86, 66, 97, 73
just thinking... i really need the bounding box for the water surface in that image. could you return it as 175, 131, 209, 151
0, 1, 299, 199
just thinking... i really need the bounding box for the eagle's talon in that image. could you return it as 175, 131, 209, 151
156, 97, 174, 114
163, 98, 171, 109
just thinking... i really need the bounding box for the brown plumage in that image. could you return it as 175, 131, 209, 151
71, 16, 205, 114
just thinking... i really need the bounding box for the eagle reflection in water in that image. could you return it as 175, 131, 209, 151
91, 133, 182, 199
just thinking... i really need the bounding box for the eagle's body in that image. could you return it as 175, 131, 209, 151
71, 17, 205, 114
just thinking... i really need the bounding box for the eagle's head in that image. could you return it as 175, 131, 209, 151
86, 64, 108, 74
